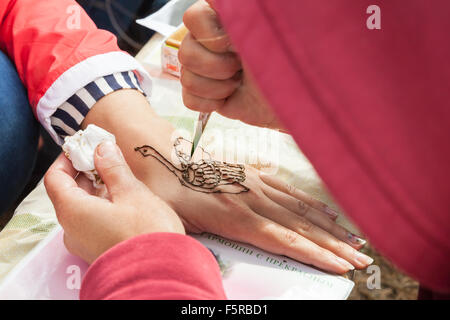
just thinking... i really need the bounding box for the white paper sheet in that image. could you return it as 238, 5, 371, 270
136, 0, 197, 36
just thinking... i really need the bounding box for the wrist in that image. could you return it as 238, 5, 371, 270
81, 89, 185, 201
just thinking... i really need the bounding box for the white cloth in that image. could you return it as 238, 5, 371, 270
62, 124, 115, 189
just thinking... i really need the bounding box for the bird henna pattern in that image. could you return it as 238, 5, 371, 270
135, 137, 249, 194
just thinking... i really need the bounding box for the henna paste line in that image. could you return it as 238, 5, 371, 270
135, 138, 249, 194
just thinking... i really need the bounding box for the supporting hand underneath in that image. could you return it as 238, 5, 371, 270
44, 140, 185, 264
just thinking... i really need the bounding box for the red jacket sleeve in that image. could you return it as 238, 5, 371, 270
0, 0, 152, 144
80, 233, 227, 300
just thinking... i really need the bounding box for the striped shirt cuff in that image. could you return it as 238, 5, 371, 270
50, 71, 145, 139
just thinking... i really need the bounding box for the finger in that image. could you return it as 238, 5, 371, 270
179, 32, 241, 80
45, 155, 105, 234
180, 67, 241, 100
183, 0, 231, 53
250, 198, 373, 269
242, 214, 355, 274
261, 184, 366, 249
259, 172, 340, 221
50, 153, 78, 178
94, 141, 140, 202
44, 154, 91, 211
182, 87, 225, 113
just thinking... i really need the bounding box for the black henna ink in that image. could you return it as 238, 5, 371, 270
135, 137, 249, 194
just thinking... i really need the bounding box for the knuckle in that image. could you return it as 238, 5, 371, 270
217, 55, 241, 77
283, 229, 300, 248
182, 89, 200, 110
298, 217, 313, 233
182, 88, 223, 112
244, 188, 266, 207
200, 36, 230, 54
210, 97, 225, 109
330, 223, 342, 237
285, 183, 296, 195
101, 163, 126, 177
221, 80, 239, 97
220, 197, 255, 227
297, 200, 309, 216
102, 165, 136, 189
179, 72, 194, 91
178, 37, 197, 68
178, 44, 191, 67
218, 69, 237, 80
219, 194, 241, 209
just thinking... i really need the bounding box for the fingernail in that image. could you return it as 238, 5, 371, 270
346, 232, 367, 246
335, 256, 355, 271
325, 207, 339, 220
354, 251, 374, 266
97, 141, 120, 159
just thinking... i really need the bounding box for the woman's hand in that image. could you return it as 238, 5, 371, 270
146, 162, 373, 274
44, 141, 185, 264
180, 0, 283, 129
81, 89, 373, 274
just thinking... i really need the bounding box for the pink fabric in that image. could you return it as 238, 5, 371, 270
81, 233, 226, 300
216, 0, 450, 293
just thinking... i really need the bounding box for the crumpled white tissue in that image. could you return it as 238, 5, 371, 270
62, 124, 115, 189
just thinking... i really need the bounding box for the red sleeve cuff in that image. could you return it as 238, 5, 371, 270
80, 233, 227, 300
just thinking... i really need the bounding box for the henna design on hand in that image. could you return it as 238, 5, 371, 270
135, 137, 249, 194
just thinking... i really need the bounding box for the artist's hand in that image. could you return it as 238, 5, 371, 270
44, 141, 185, 264
180, 0, 283, 129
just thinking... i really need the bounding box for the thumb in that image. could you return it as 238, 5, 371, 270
94, 141, 137, 201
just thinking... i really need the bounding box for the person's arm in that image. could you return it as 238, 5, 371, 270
0, 0, 150, 144
81, 233, 226, 300
80, 89, 373, 274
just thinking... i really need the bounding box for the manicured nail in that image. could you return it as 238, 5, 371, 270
325, 207, 339, 220
354, 251, 374, 266
97, 141, 119, 159
346, 232, 367, 246
336, 257, 355, 271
